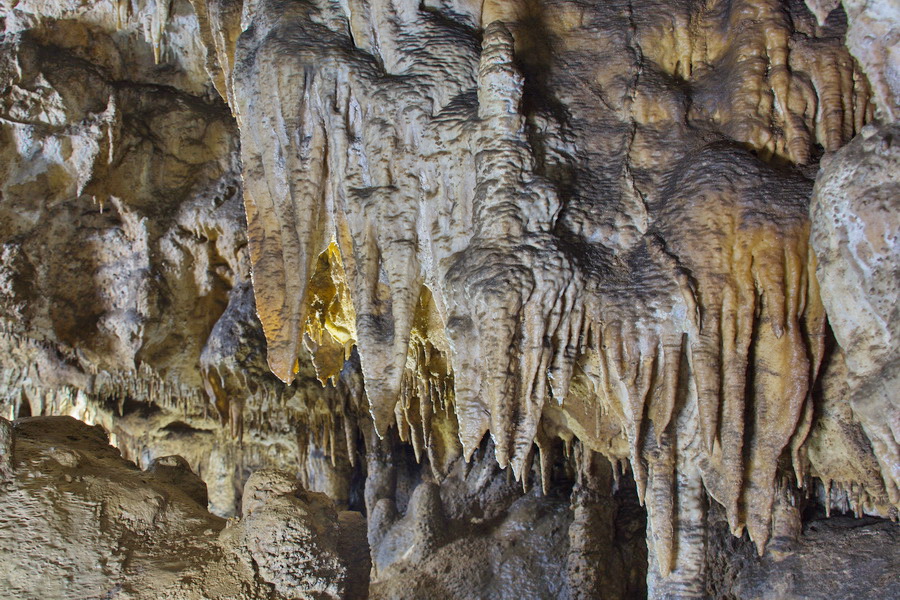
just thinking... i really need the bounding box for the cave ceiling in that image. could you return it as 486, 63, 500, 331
0, 0, 897, 598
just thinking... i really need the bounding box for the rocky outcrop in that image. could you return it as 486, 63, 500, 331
0, 416, 368, 600
811, 122, 900, 506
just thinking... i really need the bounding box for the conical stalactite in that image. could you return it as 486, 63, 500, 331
444, 21, 576, 475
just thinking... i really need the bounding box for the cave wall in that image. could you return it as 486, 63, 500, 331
0, 416, 370, 600
0, 0, 897, 598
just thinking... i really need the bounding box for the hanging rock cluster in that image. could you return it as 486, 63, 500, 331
205, 0, 894, 591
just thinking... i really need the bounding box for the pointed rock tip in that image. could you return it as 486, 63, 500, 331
266, 353, 296, 386
366, 387, 398, 438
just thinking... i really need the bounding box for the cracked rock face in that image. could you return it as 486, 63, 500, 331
0, 0, 898, 598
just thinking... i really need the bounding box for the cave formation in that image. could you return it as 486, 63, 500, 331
0, 0, 897, 598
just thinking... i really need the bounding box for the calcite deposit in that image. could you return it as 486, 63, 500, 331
0, 0, 897, 597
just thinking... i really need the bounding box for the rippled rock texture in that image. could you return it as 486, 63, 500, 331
0, 0, 897, 597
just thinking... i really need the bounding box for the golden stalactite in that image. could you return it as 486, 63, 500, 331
395, 286, 460, 478
298, 246, 462, 477
303, 242, 358, 386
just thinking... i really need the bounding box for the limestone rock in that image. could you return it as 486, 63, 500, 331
0, 416, 263, 599
147, 453, 211, 506
811, 122, 900, 504
366, 441, 576, 600
0, 416, 368, 600
236, 469, 370, 600
707, 513, 900, 599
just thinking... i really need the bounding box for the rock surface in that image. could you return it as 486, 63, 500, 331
707, 512, 900, 599
0, 416, 368, 600
0, 0, 897, 597
811, 122, 900, 505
